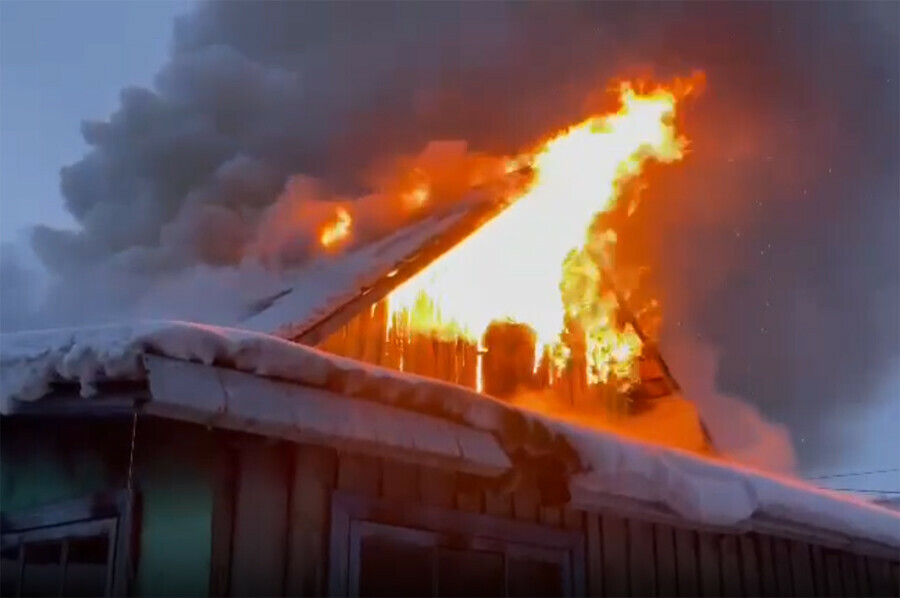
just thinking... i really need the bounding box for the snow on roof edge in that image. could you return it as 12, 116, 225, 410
1, 320, 898, 550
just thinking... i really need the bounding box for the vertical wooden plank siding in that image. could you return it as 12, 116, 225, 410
697, 531, 722, 597
229, 441, 290, 597
719, 535, 744, 597
539, 505, 563, 527
380, 459, 420, 502
628, 519, 657, 597
417, 466, 456, 509
600, 514, 630, 597
738, 535, 761, 597
755, 535, 780, 596
788, 541, 816, 597
563, 508, 584, 532
674, 529, 700, 598
855, 554, 872, 596
284, 445, 337, 597
511, 486, 540, 522
654, 524, 679, 597
483, 490, 513, 519
455, 479, 484, 513
337, 453, 380, 497
825, 550, 845, 597
840, 552, 860, 597
808, 543, 829, 597
773, 538, 795, 597
208, 437, 236, 597
585, 513, 603, 597
867, 557, 899, 597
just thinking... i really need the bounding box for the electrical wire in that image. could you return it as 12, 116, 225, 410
823, 488, 900, 495
807, 467, 900, 481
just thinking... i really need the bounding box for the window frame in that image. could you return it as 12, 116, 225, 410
328, 490, 585, 597
0, 490, 137, 597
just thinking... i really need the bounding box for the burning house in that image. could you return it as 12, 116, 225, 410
1, 81, 899, 597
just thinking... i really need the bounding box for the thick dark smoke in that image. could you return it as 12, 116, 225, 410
8, 2, 898, 470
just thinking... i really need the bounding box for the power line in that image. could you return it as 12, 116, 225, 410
824, 488, 900, 495
808, 467, 900, 481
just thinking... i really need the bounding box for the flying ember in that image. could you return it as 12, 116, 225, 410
387, 80, 692, 386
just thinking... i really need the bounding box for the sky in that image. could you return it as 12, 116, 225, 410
0, 0, 193, 243
0, 1, 897, 490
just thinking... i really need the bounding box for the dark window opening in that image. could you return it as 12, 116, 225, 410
0, 492, 133, 597
331, 491, 584, 597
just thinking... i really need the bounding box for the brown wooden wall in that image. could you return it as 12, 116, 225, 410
319, 299, 676, 418
209, 434, 900, 598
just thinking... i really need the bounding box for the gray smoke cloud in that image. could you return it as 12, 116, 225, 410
6, 2, 898, 470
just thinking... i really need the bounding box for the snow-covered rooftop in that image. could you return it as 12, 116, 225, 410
2, 321, 899, 551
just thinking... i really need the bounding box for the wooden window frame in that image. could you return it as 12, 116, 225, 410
328, 490, 585, 597
1, 490, 137, 597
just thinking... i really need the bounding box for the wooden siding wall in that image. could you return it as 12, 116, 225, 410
584, 512, 899, 597
214, 436, 900, 597
318, 299, 671, 417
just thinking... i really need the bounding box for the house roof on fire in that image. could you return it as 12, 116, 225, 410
237, 172, 681, 399
239, 189, 505, 345
1, 321, 899, 556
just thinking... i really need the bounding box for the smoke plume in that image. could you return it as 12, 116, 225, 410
6, 2, 898, 471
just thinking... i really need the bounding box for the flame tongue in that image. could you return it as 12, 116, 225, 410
388, 79, 691, 387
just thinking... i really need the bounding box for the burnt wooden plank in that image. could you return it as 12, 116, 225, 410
824, 549, 844, 597
674, 529, 699, 598
417, 466, 456, 509
720, 535, 743, 597
380, 459, 420, 502
230, 440, 290, 597
600, 513, 630, 598
208, 436, 236, 598
285, 444, 337, 597
738, 535, 761, 598
337, 453, 380, 497
808, 543, 828, 597
697, 531, 722, 598
483, 490, 513, 519
789, 541, 815, 597
840, 551, 860, 597
628, 519, 657, 598
773, 538, 795, 597
654, 524, 679, 597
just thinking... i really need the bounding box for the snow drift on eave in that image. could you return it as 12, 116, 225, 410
1, 321, 898, 550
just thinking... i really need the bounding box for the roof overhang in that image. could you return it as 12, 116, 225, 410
3, 355, 512, 479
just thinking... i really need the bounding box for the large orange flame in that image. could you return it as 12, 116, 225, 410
320, 207, 352, 248
387, 79, 692, 387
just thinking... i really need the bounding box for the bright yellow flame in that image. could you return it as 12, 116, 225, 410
388, 82, 688, 384
320, 207, 352, 248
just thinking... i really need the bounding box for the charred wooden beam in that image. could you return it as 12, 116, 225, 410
481, 321, 537, 399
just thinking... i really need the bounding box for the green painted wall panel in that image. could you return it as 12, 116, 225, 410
1, 417, 216, 597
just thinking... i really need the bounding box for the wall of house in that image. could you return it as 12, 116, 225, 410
214, 434, 900, 598
0, 416, 217, 597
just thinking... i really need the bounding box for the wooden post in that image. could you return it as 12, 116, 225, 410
481, 321, 537, 399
